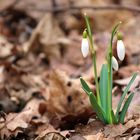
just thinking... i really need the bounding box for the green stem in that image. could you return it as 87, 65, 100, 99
107, 22, 121, 124
84, 14, 101, 105
92, 52, 101, 105
107, 42, 113, 124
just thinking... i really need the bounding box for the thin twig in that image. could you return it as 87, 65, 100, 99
26, 5, 140, 13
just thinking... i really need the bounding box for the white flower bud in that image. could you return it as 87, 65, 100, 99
117, 40, 125, 61
81, 38, 89, 58
112, 56, 119, 71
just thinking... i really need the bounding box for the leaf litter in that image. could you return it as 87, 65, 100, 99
0, 0, 140, 139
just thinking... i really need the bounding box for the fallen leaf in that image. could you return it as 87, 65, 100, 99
46, 69, 91, 118
0, 98, 46, 139
35, 132, 66, 140
0, 0, 16, 11
23, 13, 64, 59
0, 36, 13, 58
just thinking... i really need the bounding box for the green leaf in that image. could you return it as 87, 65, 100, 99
80, 77, 92, 96
89, 92, 107, 123
99, 64, 108, 113
111, 110, 118, 124
106, 22, 121, 124
116, 73, 137, 118
80, 78, 107, 123
119, 93, 134, 124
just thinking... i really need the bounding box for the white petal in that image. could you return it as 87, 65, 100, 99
117, 40, 125, 61
112, 56, 119, 71
81, 38, 89, 58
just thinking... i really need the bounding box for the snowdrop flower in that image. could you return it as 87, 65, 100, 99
117, 33, 125, 61
112, 56, 118, 71
81, 30, 89, 58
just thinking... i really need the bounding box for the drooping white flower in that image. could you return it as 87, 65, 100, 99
117, 40, 125, 61
112, 56, 118, 71
81, 38, 89, 58
81, 30, 89, 58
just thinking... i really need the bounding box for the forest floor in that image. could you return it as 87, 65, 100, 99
1, 0, 140, 140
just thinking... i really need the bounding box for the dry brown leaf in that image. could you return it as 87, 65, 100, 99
0, 110, 33, 138
14, 0, 52, 20
75, 117, 140, 139
114, 73, 140, 90
84, 133, 110, 140
46, 69, 90, 117
0, 87, 18, 113
0, 0, 16, 11
117, 65, 140, 78
123, 17, 140, 65
0, 98, 46, 138
35, 124, 57, 140
103, 118, 140, 138
36, 132, 66, 140
0, 36, 13, 58
69, 134, 86, 140
121, 0, 139, 6
23, 13, 64, 59
128, 92, 140, 116
76, 120, 104, 136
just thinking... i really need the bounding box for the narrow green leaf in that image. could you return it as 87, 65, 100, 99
106, 22, 121, 124
116, 73, 137, 118
80, 77, 92, 96
80, 78, 107, 123
89, 92, 107, 123
119, 93, 134, 124
111, 110, 118, 124
99, 64, 108, 113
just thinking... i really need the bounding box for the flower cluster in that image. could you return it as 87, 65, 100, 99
81, 32, 125, 71
112, 33, 125, 71
80, 15, 137, 125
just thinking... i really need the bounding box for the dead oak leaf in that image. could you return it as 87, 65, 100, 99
1, 109, 34, 132
0, 109, 33, 139
46, 69, 90, 117
0, 98, 46, 138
